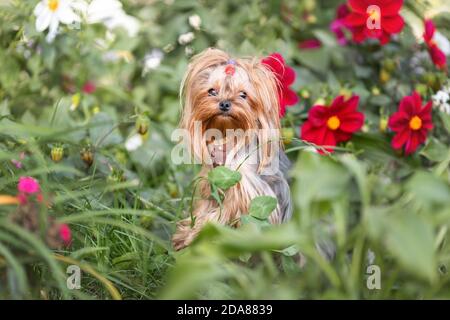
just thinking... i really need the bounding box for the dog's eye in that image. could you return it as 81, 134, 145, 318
208, 88, 218, 96
239, 91, 247, 99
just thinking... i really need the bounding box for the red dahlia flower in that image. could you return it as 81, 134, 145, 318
301, 95, 364, 153
344, 0, 404, 45
388, 92, 433, 155
262, 53, 299, 117
423, 19, 447, 70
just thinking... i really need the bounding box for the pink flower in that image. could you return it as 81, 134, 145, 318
11, 152, 25, 169
331, 4, 351, 46
18, 177, 40, 194
59, 224, 72, 246
299, 39, 322, 49
82, 81, 96, 94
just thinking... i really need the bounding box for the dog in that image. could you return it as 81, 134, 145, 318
172, 48, 292, 251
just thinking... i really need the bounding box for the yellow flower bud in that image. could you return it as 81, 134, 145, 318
379, 69, 390, 84
80, 147, 94, 167
371, 87, 380, 96
51, 146, 64, 162
166, 182, 179, 198
70, 93, 81, 111
92, 106, 101, 114
300, 89, 310, 99
383, 59, 396, 72
379, 117, 388, 132
339, 88, 352, 100
306, 14, 317, 24
313, 98, 326, 106
136, 115, 150, 135
281, 128, 295, 145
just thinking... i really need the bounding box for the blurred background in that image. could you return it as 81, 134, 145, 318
0, 0, 450, 299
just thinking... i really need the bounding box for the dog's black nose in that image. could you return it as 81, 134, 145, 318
219, 100, 231, 112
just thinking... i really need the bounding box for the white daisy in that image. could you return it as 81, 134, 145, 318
143, 49, 163, 74
34, 0, 86, 42
188, 14, 201, 30
433, 89, 450, 114
103, 12, 140, 37
86, 0, 140, 37
125, 134, 143, 151
178, 32, 195, 45
86, 0, 122, 23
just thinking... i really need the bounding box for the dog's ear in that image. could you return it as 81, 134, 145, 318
178, 48, 230, 165
247, 60, 282, 173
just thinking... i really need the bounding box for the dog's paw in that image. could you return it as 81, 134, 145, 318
172, 220, 195, 251
172, 232, 189, 251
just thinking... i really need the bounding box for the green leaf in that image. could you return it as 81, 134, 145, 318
207, 166, 241, 190
386, 214, 436, 282
369, 94, 391, 106
293, 152, 351, 208
248, 196, 278, 220
294, 48, 330, 74
89, 112, 123, 147
440, 113, 450, 134
420, 138, 449, 162
406, 171, 450, 205
240, 214, 271, 227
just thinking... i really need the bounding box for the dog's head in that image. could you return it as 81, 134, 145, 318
180, 48, 281, 170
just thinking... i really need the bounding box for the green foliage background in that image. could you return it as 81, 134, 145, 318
0, 0, 450, 299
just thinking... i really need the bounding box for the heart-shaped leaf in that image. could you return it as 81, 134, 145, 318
207, 166, 241, 190
248, 196, 278, 220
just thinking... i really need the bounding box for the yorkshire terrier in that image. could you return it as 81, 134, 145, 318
172, 48, 292, 250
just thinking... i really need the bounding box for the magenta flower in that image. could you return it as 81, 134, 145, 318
11, 152, 25, 169
59, 224, 72, 245
82, 81, 96, 94
298, 39, 322, 49
330, 4, 351, 46
18, 177, 40, 194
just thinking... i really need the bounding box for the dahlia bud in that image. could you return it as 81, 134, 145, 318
281, 127, 295, 145
80, 146, 94, 167
140, 215, 154, 228
382, 59, 396, 73
379, 117, 388, 133
51, 145, 64, 162
70, 93, 81, 111
107, 168, 125, 183
305, 14, 317, 24
313, 97, 326, 106
415, 83, 427, 96
423, 72, 436, 88
135, 114, 150, 135
300, 89, 310, 99
371, 87, 380, 96
379, 69, 390, 84
339, 88, 352, 100
166, 182, 179, 198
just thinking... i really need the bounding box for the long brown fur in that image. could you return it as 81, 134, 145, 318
173, 48, 291, 250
